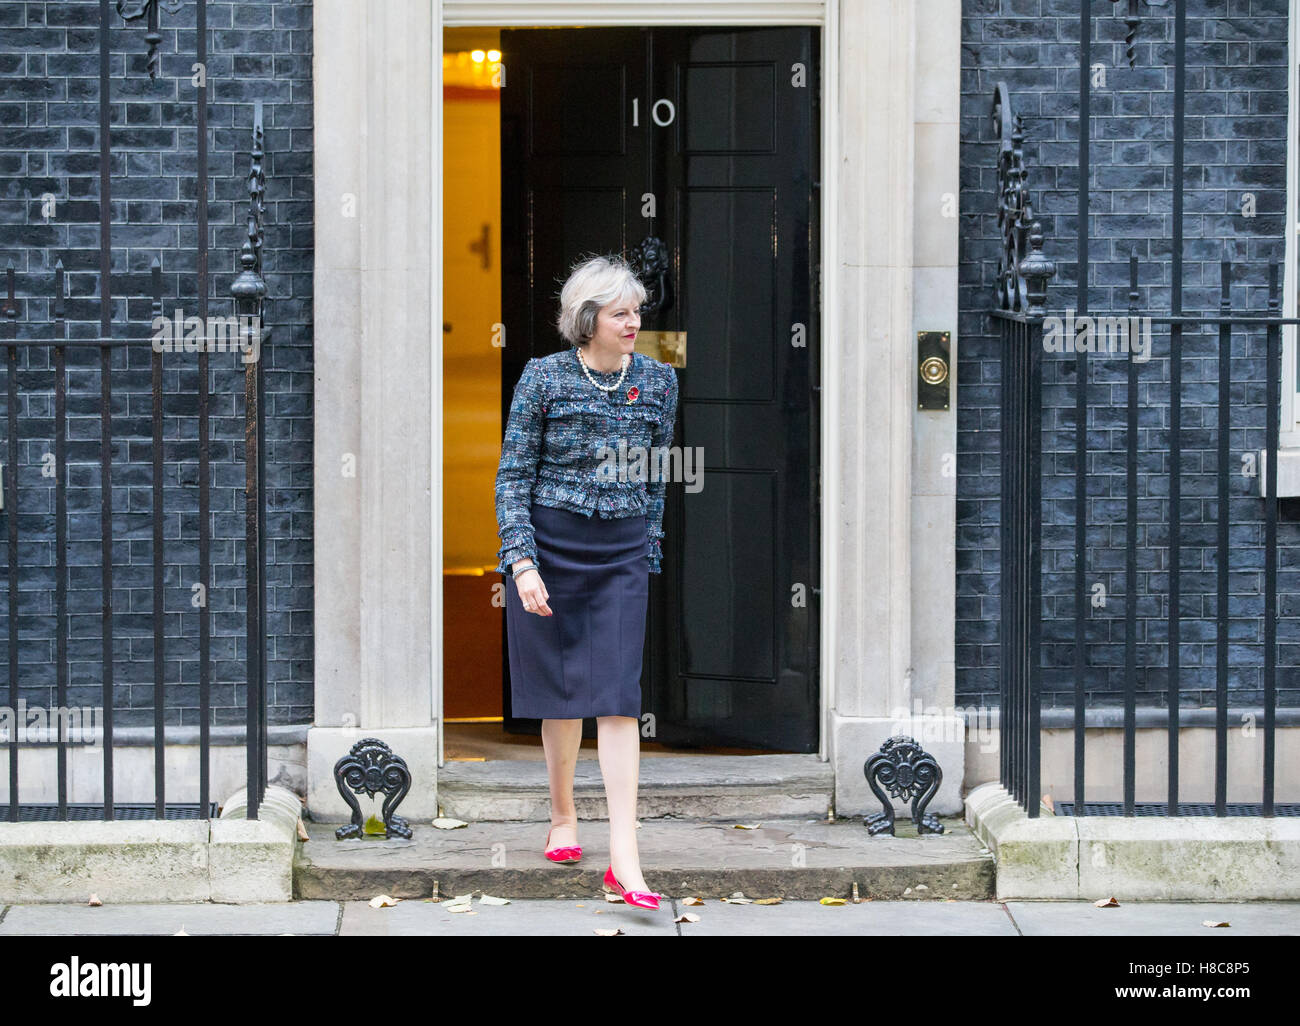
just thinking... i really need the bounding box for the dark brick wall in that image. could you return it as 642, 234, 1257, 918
958, 0, 1300, 711
0, 0, 313, 727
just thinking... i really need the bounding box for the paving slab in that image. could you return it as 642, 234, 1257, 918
1005, 901, 1300, 936
674, 899, 1018, 936
0, 901, 340, 936
295, 815, 994, 900
340, 897, 679, 936
339, 896, 1015, 936
5, 898, 1299, 936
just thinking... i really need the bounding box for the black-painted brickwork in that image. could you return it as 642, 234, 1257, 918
958, 0, 1299, 711
0, 0, 313, 727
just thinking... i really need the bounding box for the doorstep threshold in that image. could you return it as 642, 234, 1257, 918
437, 753, 830, 790
430, 754, 834, 822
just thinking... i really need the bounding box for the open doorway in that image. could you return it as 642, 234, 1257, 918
440, 27, 513, 755
440, 24, 821, 763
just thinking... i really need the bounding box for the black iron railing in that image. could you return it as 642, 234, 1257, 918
0, 0, 269, 822
990, 0, 1289, 820
991, 79, 1050, 819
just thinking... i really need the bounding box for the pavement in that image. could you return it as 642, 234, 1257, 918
1, 897, 1297, 936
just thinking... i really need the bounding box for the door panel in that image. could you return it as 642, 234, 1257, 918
499, 28, 649, 737
500, 26, 819, 752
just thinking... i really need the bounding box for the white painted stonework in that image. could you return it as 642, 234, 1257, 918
309, 0, 966, 820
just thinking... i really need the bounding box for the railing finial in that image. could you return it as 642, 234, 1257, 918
1018, 222, 1056, 318
993, 83, 1054, 315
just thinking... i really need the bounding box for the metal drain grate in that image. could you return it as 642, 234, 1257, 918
1054, 802, 1300, 817
0, 803, 220, 822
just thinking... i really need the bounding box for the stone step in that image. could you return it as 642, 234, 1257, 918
431, 754, 836, 822
293, 816, 995, 901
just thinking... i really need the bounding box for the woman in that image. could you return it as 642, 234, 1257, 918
494, 253, 679, 911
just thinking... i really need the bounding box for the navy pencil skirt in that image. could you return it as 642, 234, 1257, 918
505, 501, 649, 719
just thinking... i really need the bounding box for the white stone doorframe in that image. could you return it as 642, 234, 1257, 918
307, 0, 964, 823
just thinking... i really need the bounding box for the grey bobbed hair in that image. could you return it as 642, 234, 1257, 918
555, 254, 647, 346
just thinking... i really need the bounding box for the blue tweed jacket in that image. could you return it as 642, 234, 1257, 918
494, 348, 680, 576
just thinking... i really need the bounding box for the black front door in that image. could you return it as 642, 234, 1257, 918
500, 26, 820, 752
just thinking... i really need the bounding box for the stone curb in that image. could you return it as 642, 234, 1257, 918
965, 781, 1300, 900
0, 785, 303, 904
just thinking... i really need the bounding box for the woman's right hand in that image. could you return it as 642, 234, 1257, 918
512, 561, 552, 616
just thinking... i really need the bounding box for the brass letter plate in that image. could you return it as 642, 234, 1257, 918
634, 331, 687, 368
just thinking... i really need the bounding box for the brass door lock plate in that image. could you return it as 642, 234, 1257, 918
917, 331, 950, 410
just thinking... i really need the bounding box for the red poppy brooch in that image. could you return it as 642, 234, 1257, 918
625, 385, 639, 405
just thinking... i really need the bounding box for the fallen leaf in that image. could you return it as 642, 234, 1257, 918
1093, 896, 1120, 908
674, 913, 700, 924
368, 894, 399, 908
431, 817, 469, 830
733, 823, 762, 830
682, 897, 704, 906
721, 896, 752, 905
363, 814, 387, 836
87, 894, 102, 907
754, 897, 783, 905
1202, 920, 1231, 928
819, 897, 846, 906
479, 894, 510, 906
593, 928, 623, 936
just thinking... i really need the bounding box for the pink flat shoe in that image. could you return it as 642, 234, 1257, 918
544, 825, 582, 864
602, 865, 662, 910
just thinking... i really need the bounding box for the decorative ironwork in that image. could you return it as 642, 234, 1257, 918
863, 735, 944, 836
232, 100, 270, 814
1019, 223, 1056, 319
1109, 0, 1144, 70
627, 236, 673, 317
333, 738, 413, 840
988, 3, 1286, 822
992, 82, 1055, 315
231, 101, 267, 304
3, 1, 270, 825
116, 0, 184, 81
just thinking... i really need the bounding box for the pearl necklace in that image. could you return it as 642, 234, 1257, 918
576, 346, 630, 392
